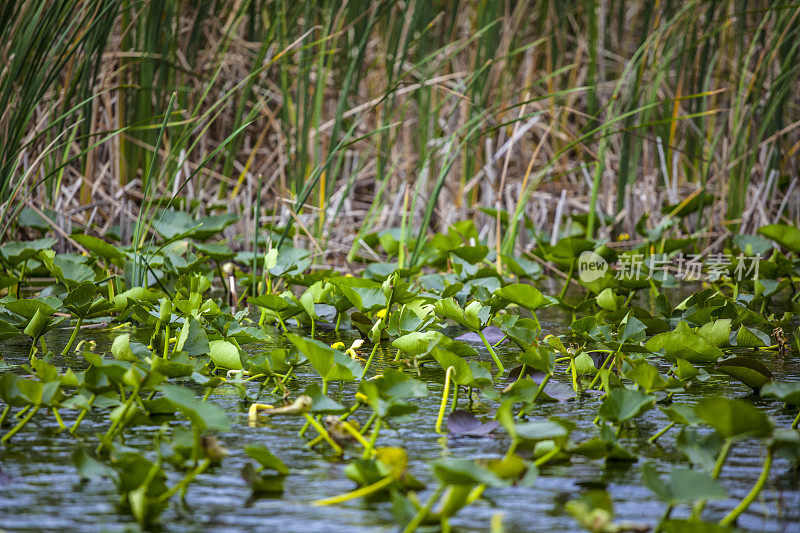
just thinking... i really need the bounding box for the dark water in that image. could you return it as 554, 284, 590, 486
1, 309, 799, 532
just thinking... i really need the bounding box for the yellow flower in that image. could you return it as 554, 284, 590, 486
617, 233, 630, 241
375, 308, 387, 319
331, 341, 345, 350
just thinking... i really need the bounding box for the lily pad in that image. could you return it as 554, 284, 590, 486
694, 397, 772, 439
209, 339, 243, 370
598, 388, 655, 424
642, 462, 726, 504
446, 410, 499, 436
645, 330, 724, 363
716, 356, 773, 391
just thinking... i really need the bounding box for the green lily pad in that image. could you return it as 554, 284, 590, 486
694, 397, 772, 439
757, 223, 800, 253
645, 330, 724, 363
716, 356, 773, 391
286, 333, 362, 382
598, 388, 655, 424
159, 384, 230, 431
761, 380, 800, 406
209, 339, 243, 370
642, 462, 726, 504
493, 284, 557, 312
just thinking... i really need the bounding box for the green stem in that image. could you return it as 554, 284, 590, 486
719, 450, 772, 527
648, 422, 675, 444
303, 412, 343, 455
52, 408, 65, 430
588, 351, 616, 390
61, 316, 84, 356
792, 411, 799, 429
451, 385, 459, 413
559, 260, 575, 300
533, 446, 561, 467
691, 438, 732, 519
70, 394, 95, 434
363, 417, 381, 459
97, 384, 140, 454
0, 405, 10, 427
655, 505, 674, 533
402, 486, 446, 533
158, 458, 211, 503
1, 406, 39, 443
478, 330, 505, 373
361, 342, 380, 378
314, 474, 396, 506
436, 366, 455, 434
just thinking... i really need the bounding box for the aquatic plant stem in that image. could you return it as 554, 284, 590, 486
478, 330, 505, 373
313, 474, 396, 506
534, 446, 561, 467
61, 316, 83, 356
0, 405, 9, 426
302, 412, 343, 455
97, 383, 140, 454
361, 342, 380, 378
51, 407, 65, 430
719, 450, 772, 527
588, 349, 618, 390
451, 386, 460, 412
559, 260, 575, 300
340, 421, 372, 450
518, 374, 552, 420
569, 357, 580, 392
70, 394, 95, 434
792, 411, 799, 429
363, 418, 381, 459
691, 438, 732, 519
158, 458, 211, 503
402, 486, 446, 533
435, 366, 455, 434
306, 401, 362, 448
1, 406, 38, 443
648, 422, 675, 444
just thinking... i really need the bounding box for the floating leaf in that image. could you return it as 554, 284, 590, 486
329, 276, 387, 312
695, 397, 772, 439
598, 388, 655, 424
730, 325, 770, 348
286, 333, 362, 382
642, 463, 726, 504
209, 339, 243, 370
760, 381, 800, 406
716, 356, 773, 391
159, 384, 230, 431
493, 284, 556, 312
446, 410, 499, 436
757, 223, 800, 253
431, 458, 506, 487
659, 403, 702, 426
645, 330, 724, 363
696, 319, 732, 348
244, 444, 288, 475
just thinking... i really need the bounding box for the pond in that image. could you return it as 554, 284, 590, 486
1, 298, 798, 532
